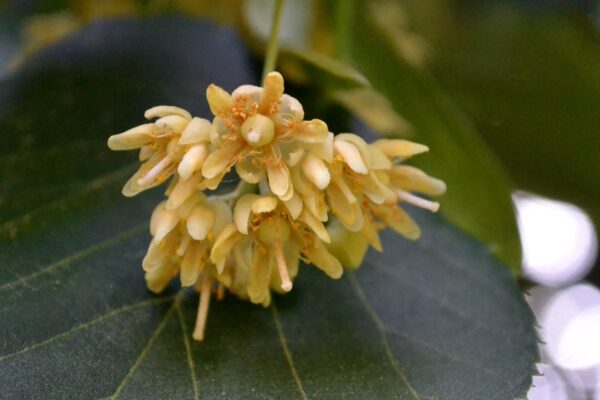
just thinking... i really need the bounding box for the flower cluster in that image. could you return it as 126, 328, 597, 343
108, 72, 445, 341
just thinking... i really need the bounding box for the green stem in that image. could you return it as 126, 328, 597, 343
262, 0, 286, 81
333, 0, 356, 62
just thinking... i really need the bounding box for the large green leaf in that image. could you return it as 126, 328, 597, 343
336, 3, 523, 273
0, 18, 537, 399
427, 7, 600, 226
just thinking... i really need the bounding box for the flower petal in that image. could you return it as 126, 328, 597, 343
145, 261, 176, 293
145, 105, 192, 120
373, 139, 428, 159
259, 71, 284, 114
302, 153, 331, 190
235, 156, 265, 184
202, 141, 242, 179
107, 123, 157, 150
187, 205, 215, 240
298, 209, 331, 243
390, 165, 447, 196
176, 192, 205, 220
305, 131, 334, 163
210, 223, 241, 274
252, 195, 279, 214
166, 172, 202, 210
327, 183, 357, 229
153, 207, 180, 242
206, 84, 233, 116
122, 153, 175, 197
367, 144, 392, 170
233, 194, 259, 234
179, 117, 212, 145
375, 204, 421, 240
283, 192, 303, 220
287, 119, 329, 143
232, 84, 263, 103
180, 241, 205, 286
326, 217, 369, 269
277, 94, 304, 122
178, 144, 208, 180
206, 198, 233, 236
248, 245, 272, 304
302, 239, 342, 279
267, 162, 291, 198
334, 139, 368, 175
142, 240, 167, 272
362, 172, 395, 205
361, 211, 383, 252
155, 115, 189, 134
139, 145, 155, 161
150, 201, 167, 237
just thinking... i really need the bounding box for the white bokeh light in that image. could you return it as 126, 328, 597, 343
514, 192, 598, 287
527, 364, 570, 400
528, 284, 600, 395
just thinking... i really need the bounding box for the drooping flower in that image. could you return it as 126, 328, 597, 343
209, 193, 342, 306
201, 72, 334, 203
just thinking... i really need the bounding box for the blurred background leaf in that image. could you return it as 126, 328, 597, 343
422, 3, 600, 237
289, 0, 523, 271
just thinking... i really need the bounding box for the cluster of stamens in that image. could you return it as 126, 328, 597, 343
107, 72, 446, 341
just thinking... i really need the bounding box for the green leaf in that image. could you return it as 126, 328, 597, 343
428, 8, 600, 226
0, 18, 537, 399
281, 47, 370, 89
342, 3, 522, 273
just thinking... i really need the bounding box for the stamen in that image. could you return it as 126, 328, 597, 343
193, 276, 212, 341
395, 190, 440, 212
137, 155, 172, 186
273, 240, 292, 292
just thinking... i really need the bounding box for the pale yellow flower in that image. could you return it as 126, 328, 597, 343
327, 133, 446, 253
209, 193, 341, 306
107, 74, 447, 343
201, 72, 333, 202
107, 105, 213, 198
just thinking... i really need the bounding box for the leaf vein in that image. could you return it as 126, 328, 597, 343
348, 273, 421, 400
385, 327, 516, 389
0, 296, 172, 362
110, 292, 182, 399
176, 302, 200, 400
411, 236, 520, 310
271, 302, 308, 400
367, 261, 534, 357
0, 162, 135, 236
0, 223, 147, 293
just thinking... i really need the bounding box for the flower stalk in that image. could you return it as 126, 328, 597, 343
262, 0, 286, 81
